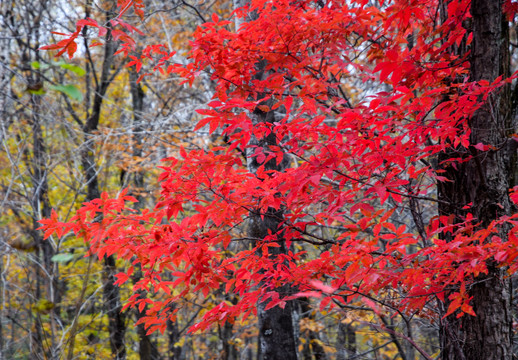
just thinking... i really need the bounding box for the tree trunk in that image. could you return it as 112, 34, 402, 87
336, 321, 355, 360
438, 1, 514, 359
102, 255, 127, 360
81, 11, 127, 359
299, 299, 327, 360
256, 301, 298, 360
128, 57, 161, 360
25, 16, 58, 356
167, 310, 182, 360
219, 319, 238, 360
246, 109, 298, 359
232, 0, 299, 359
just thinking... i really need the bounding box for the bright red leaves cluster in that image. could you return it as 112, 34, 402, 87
40, 0, 518, 334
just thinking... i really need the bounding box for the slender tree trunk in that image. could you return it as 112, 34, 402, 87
166, 304, 182, 360
299, 299, 326, 360
219, 320, 238, 360
81, 12, 127, 359
7, 1, 61, 356
336, 321, 356, 360
216, 294, 238, 360
26, 26, 58, 357
101, 254, 126, 360
438, 1, 514, 359
128, 59, 161, 360
30, 93, 57, 360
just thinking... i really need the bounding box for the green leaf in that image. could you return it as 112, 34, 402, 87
31, 61, 51, 71
48, 84, 83, 101
27, 88, 45, 95
59, 63, 86, 76
51, 253, 75, 263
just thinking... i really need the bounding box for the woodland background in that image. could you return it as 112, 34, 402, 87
1, 0, 227, 358
1, 0, 518, 360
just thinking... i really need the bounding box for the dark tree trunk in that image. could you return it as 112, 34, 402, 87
336, 321, 356, 360
231, 0, 299, 358
128, 57, 161, 360
438, 1, 514, 359
247, 112, 298, 360
81, 13, 127, 359
256, 287, 298, 360
103, 255, 127, 360
246, 95, 297, 360
167, 311, 182, 360
219, 320, 238, 360
299, 299, 327, 360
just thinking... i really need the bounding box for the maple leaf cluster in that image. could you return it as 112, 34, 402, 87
39, 0, 518, 333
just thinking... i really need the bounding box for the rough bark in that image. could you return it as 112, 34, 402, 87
246, 105, 297, 360
438, 1, 513, 359
232, 0, 299, 359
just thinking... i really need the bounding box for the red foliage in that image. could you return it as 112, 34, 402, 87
40, 0, 518, 333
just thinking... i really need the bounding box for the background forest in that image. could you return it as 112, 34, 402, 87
2, 0, 518, 360
1, 0, 228, 358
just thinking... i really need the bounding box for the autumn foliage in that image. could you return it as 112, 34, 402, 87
39, 0, 518, 337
